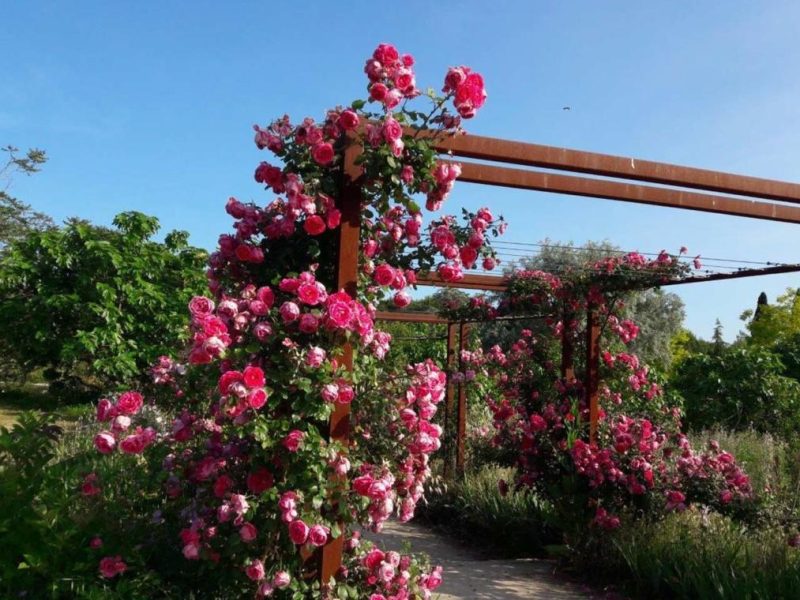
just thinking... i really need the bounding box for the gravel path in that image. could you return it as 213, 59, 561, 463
370, 521, 593, 599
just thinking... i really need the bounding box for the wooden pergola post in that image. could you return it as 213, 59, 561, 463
319, 143, 361, 584
560, 309, 575, 381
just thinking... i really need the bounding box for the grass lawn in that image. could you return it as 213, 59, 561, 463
0, 384, 90, 428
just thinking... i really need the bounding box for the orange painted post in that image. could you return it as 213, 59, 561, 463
443, 321, 458, 479
455, 322, 469, 476
319, 143, 361, 585
585, 303, 601, 444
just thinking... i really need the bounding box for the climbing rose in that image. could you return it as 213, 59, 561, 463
304, 215, 326, 236
312, 142, 334, 165
94, 432, 116, 454
246, 559, 266, 581
288, 520, 309, 544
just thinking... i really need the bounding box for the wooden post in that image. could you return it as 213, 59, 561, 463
320, 143, 361, 585
585, 303, 601, 444
455, 322, 469, 476
443, 321, 458, 479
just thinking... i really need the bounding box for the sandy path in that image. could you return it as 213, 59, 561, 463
370, 520, 593, 599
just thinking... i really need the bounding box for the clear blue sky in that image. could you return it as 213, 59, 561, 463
3, 1, 800, 340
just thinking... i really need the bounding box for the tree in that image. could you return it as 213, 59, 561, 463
0, 145, 53, 251
0, 212, 207, 398
744, 287, 800, 348
493, 240, 686, 367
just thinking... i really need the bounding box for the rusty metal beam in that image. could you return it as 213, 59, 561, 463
374, 310, 450, 324
320, 144, 361, 585
423, 129, 800, 204
416, 271, 509, 291
453, 161, 800, 224
660, 263, 800, 286
455, 322, 469, 476
443, 322, 458, 480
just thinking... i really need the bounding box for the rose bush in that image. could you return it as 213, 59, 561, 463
63, 43, 503, 599
445, 252, 756, 540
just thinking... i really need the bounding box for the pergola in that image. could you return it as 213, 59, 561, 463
320, 129, 800, 581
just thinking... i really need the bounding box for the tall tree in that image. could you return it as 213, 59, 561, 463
0, 145, 53, 250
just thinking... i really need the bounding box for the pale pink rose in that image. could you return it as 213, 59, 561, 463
279, 301, 300, 323
94, 431, 116, 454
321, 383, 339, 403
183, 543, 200, 560
305, 346, 326, 368
252, 322, 273, 341
111, 415, 131, 432
288, 519, 309, 544
272, 570, 291, 589
308, 524, 329, 547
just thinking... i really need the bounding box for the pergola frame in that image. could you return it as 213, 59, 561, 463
321, 129, 800, 582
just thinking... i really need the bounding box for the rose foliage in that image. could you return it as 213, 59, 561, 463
71, 44, 500, 599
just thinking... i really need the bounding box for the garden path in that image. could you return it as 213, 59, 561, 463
371, 520, 594, 599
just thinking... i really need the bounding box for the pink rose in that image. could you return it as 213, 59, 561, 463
99, 555, 127, 578
369, 82, 388, 102
96, 398, 113, 422
243, 365, 265, 388
298, 313, 319, 334
111, 415, 131, 432
240, 522, 258, 542
393, 291, 411, 308
326, 301, 353, 329
382, 117, 403, 142
321, 383, 339, 403
305, 346, 326, 368
297, 282, 326, 306
373, 264, 395, 287
252, 322, 273, 341
279, 301, 300, 323
311, 143, 334, 166
89, 537, 103, 549
282, 429, 305, 452
247, 388, 268, 410
116, 391, 143, 415
304, 215, 326, 236
246, 559, 266, 581
94, 431, 116, 454
308, 524, 329, 547
288, 519, 310, 544
188, 296, 215, 316
338, 109, 360, 131
272, 570, 291, 589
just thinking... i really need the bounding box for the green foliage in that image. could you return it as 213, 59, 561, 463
0, 212, 207, 398
420, 465, 559, 558
673, 344, 800, 436
608, 510, 800, 599
745, 288, 800, 348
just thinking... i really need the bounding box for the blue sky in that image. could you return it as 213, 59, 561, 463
3, 1, 800, 340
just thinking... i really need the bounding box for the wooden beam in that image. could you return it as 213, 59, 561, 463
374, 310, 451, 324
